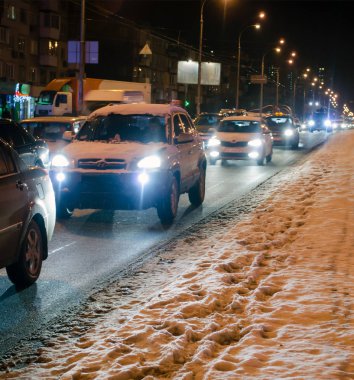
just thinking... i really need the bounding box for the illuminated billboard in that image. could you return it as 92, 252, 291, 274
177, 61, 221, 85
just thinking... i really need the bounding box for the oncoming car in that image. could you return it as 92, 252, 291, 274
194, 112, 223, 148
264, 114, 300, 149
49, 103, 207, 224
208, 116, 273, 166
20, 116, 87, 158
0, 138, 55, 287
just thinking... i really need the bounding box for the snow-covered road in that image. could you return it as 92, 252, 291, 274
1, 131, 354, 379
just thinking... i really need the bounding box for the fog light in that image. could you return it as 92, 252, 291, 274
210, 151, 219, 158
56, 172, 66, 182
248, 151, 259, 159
138, 172, 149, 185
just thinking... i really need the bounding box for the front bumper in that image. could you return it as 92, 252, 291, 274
50, 169, 170, 210
209, 146, 263, 161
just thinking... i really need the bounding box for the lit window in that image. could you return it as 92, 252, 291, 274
7, 5, 16, 20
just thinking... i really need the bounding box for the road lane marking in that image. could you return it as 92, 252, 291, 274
49, 241, 77, 256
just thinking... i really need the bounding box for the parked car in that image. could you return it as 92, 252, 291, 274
0, 138, 56, 287
264, 113, 300, 149
208, 115, 273, 166
194, 112, 223, 148
20, 116, 87, 158
0, 119, 50, 168
50, 103, 207, 224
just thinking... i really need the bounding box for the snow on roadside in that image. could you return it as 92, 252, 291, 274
2, 132, 354, 379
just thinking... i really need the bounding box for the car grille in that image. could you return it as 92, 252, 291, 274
221, 141, 248, 147
78, 158, 126, 170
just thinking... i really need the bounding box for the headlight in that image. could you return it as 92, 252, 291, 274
248, 138, 262, 147
284, 129, 294, 137
137, 155, 161, 169
301, 124, 307, 130
51, 154, 70, 167
324, 120, 331, 127
208, 137, 220, 147
308, 120, 315, 127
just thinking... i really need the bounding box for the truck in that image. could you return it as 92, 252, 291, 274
34, 78, 151, 116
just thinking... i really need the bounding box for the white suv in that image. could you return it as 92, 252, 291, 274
50, 103, 207, 224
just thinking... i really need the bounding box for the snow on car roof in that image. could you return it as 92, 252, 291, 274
89, 103, 187, 118
222, 115, 263, 122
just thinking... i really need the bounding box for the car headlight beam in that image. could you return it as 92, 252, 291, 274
208, 137, 221, 147
137, 155, 161, 169
248, 138, 262, 147
52, 154, 70, 167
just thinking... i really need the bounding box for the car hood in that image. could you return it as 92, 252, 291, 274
60, 141, 167, 162
216, 132, 262, 142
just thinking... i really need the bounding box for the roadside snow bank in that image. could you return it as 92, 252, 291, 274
2, 132, 354, 379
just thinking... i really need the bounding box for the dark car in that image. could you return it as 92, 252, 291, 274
194, 113, 223, 148
0, 138, 56, 287
0, 119, 50, 168
264, 113, 300, 149
20, 115, 87, 159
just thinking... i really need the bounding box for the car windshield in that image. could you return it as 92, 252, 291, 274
21, 122, 72, 141
76, 114, 167, 143
218, 120, 261, 133
265, 117, 293, 127
36, 91, 56, 105
195, 115, 222, 132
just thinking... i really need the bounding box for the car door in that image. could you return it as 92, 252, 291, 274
0, 145, 29, 267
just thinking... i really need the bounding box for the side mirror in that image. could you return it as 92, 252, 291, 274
62, 130, 75, 141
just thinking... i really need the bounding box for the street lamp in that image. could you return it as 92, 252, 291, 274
197, 0, 208, 116
235, 23, 261, 109
197, 0, 229, 115
259, 46, 281, 116
235, 12, 265, 110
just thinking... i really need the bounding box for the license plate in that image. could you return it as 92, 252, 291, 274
222, 147, 244, 153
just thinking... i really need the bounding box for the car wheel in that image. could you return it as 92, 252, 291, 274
6, 220, 44, 287
291, 138, 299, 150
157, 175, 179, 225
188, 165, 206, 206
56, 200, 74, 219
209, 158, 217, 165
257, 155, 265, 166
266, 148, 273, 163
221, 159, 228, 166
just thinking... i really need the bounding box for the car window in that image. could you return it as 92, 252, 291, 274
0, 124, 24, 147
266, 117, 293, 127
0, 146, 16, 176
179, 113, 194, 134
18, 126, 35, 145
23, 121, 71, 141
173, 114, 183, 136
77, 114, 167, 143
219, 120, 261, 133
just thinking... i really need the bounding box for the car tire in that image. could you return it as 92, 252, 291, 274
56, 200, 74, 219
209, 158, 217, 165
221, 159, 228, 166
157, 175, 179, 225
257, 155, 265, 166
291, 139, 299, 150
266, 148, 273, 163
188, 165, 206, 206
6, 220, 44, 287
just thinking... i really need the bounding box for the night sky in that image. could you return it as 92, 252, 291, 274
98, 0, 354, 105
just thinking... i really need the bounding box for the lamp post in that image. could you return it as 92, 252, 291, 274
197, 0, 208, 116
78, 0, 86, 115
235, 23, 261, 110
259, 46, 281, 116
